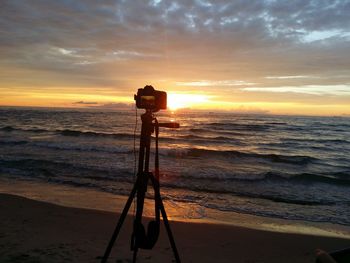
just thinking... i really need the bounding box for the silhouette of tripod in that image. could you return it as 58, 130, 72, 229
101, 109, 181, 263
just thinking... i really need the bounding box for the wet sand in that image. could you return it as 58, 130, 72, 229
1, 192, 350, 263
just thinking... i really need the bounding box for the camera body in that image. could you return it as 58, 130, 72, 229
134, 85, 167, 112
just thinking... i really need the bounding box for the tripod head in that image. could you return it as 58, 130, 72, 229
140, 108, 180, 135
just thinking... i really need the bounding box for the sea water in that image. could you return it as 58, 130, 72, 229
0, 107, 349, 225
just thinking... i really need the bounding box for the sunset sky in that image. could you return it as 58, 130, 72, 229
0, 0, 349, 115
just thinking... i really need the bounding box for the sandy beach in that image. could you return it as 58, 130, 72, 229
1, 180, 350, 262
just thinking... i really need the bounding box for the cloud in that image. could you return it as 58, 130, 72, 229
242, 85, 350, 96
264, 75, 316, 80
74, 101, 98, 105
0, 0, 349, 113
176, 80, 256, 86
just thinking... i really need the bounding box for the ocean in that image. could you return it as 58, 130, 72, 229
0, 107, 349, 226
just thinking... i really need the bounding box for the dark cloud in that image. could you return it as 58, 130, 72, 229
74, 101, 98, 105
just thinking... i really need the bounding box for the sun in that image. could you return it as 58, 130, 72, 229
167, 94, 186, 110
167, 93, 210, 111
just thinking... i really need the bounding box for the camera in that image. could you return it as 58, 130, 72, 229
134, 85, 167, 112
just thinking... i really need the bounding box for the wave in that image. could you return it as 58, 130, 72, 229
0, 140, 28, 146
160, 181, 336, 206
3, 156, 347, 188
201, 203, 350, 226
59, 130, 235, 143
162, 170, 350, 189
177, 134, 242, 143
0, 139, 134, 155
281, 137, 350, 145
260, 171, 350, 186
206, 123, 270, 131
1, 126, 246, 145
164, 148, 317, 165
0, 158, 134, 180
0, 126, 135, 140
291, 172, 350, 186
235, 191, 329, 206
59, 129, 135, 140
1, 157, 349, 208
160, 172, 350, 207
311, 122, 350, 129
188, 128, 208, 133
170, 169, 350, 186
165, 186, 329, 206
0, 126, 48, 133
265, 122, 287, 125
33, 141, 134, 154
188, 128, 247, 137
0, 126, 15, 131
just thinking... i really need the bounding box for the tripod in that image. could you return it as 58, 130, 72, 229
101, 109, 181, 263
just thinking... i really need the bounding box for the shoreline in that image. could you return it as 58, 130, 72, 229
1, 177, 350, 239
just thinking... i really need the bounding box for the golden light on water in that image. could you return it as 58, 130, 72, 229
167, 93, 211, 111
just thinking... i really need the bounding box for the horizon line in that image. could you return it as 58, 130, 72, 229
1, 105, 349, 118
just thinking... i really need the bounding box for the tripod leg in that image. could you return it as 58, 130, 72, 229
132, 247, 138, 263
159, 199, 181, 263
149, 174, 181, 263
101, 183, 138, 263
